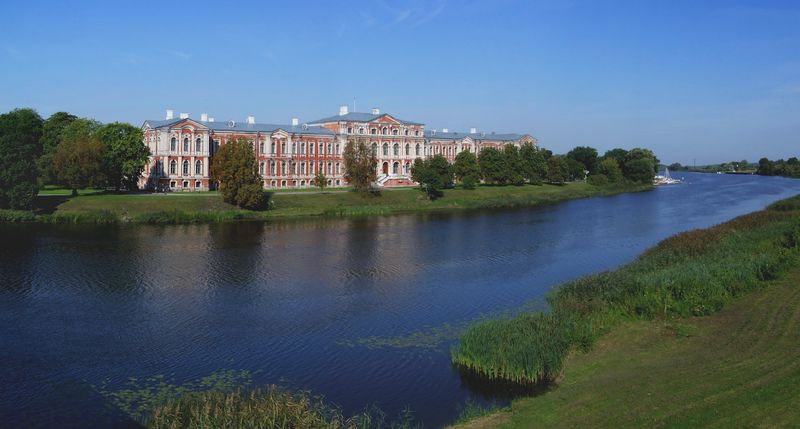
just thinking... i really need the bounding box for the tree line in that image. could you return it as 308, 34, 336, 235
0, 108, 148, 209
757, 157, 800, 178
404, 143, 659, 199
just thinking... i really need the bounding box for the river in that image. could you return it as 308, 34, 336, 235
1, 172, 799, 428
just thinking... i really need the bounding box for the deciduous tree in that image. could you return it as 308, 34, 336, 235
210, 138, 265, 209
519, 142, 546, 185
546, 156, 569, 184
566, 146, 599, 174
411, 154, 453, 199
478, 147, 507, 184
0, 108, 43, 209
97, 122, 149, 190
453, 150, 480, 184
53, 131, 106, 196
343, 138, 378, 193
38, 112, 77, 185
314, 171, 328, 192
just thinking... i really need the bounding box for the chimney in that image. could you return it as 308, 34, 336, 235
371, 107, 380, 115
339, 105, 349, 116
179, 112, 189, 119
208, 117, 215, 123
247, 115, 255, 124
200, 113, 208, 122
165, 109, 174, 120
291, 117, 299, 126
470, 127, 477, 134
442, 128, 449, 133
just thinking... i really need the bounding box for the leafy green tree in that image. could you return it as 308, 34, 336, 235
210, 138, 265, 209
462, 174, 478, 190
519, 142, 547, 184
478, 147, 507, 184
503, 145, 525, 185
314, 171, 327, 192
603, 148, 629, 166
546, 156, 569, 184
411, 154, 453, 199
738, 160, 749, 172
623, 148, 659, 181
625, 157, 655, 183
566, 157, 586, 181
600, 157, 623, 182
38, 112, 77, 185
758, 157, 773, 176
453, 150, 480, 183
53, 132, 107, 196
566, 146, 599, 174
97, 122, 149, 191
0, 108, 44, 209
343, 138, 377, 193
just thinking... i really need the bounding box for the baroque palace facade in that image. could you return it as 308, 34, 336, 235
139, 106, 537, 190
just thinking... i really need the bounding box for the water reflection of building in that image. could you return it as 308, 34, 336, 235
139, 107, 537, 191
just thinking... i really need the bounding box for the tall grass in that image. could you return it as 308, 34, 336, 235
452, 195, 800, 385
147, 387, 418, 429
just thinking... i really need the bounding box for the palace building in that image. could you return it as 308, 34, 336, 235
139, 106, 537, 191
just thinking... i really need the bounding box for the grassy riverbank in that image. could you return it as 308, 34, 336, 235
449, 195, 800, 428
0, 182, 650, 224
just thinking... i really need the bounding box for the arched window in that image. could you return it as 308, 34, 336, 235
415, 130, 419, 136
182, 160, 189, 175
371, 128, 377, 135
310, 143, 315, 155
195, 160, 202, 175
301, 142, 305, 154
327, 143, 332, 154
183, 138, 189, 152
405, 144, 410, 155
415, 144, 420, 156
404, 129, 409, 136
281, 143, 286, 154
335, 144, 340, 154
259, 162, 264, 175
392, 162, 399, 174
259, 141, 264, 153
270, 161, 275, 175
195, 138, 202, 152
358, 127, 364, 134
383, 143, 389, 156
170, 160, 176, 174
404, 162, 410, 174
393, 143, 399, 156
280, 161, 286, 175
392, 129, 398, 136
170, 137, 176, 151
382, 127, 388, 135
372, 143, 377, 154
347, 127, 352, 134
335, 163, 340, 174
271, 142, 276, 154
290, 143, 295, 154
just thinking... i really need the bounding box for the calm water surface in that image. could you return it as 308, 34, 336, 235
2, 172, 800, 428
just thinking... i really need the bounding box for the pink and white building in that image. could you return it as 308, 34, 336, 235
139, 106, 537, 191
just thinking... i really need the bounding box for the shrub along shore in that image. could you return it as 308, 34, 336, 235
0, 181, 651, 225
449, 195, 800, 427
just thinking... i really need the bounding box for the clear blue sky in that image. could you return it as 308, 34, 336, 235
1, 0, 798, 164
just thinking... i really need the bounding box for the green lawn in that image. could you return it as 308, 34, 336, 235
450, 263, 800, 429
6, 182, 649, 223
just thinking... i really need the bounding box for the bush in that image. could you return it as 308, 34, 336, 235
237, 183, 266, 210
462, 174, 478, 190
587, 174, 609, 186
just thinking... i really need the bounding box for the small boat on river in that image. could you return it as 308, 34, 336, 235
654, 167, 682, 185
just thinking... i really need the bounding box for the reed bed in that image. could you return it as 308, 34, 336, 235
452, 195, 800, 385
147, 387, 417, 429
